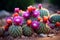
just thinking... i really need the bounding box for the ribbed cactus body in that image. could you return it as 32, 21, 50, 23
39, 8, 50, 18
36, 22, 50, 34
8, 25, 22, 37
22, 25, 33, 36
49, 14, 60, 24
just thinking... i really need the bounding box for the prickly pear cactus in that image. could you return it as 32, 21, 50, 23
8, 25, 22, 37
22, 25, 33, 36
39, 8, 50, 18
49, 14, 60, 24
0, 27, 4, 36
36, 22, 50, 34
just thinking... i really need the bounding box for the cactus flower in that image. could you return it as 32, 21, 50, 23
22, 12, 30, 19
38, 4, 42, 9
27, 6, 33, 12
32, 10, 40, 17
13, 16, 24, 25
14, 8, 20, 13
6, 17, 12, 25
31, 21, 40, 30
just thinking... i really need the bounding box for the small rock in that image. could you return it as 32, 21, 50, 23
21, 35, 25, 38
32, 34, 35, 38
48, 34, 55, 37
0, 37, 3, 40
1, 19, 6, 26
3, 31, 9, 36
25, 36, 28, 38
34, 33, 38, 37
0, 10, 11, 19
39, 33, 47, 37
4, 36, 14, 40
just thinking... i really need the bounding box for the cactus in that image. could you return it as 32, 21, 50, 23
36, 22, 50, 34
8, 25, 22, 37
39, 8, 50, 18
49, 14, 60, 24
0, 27, 4, 36
22, 25, 33, 36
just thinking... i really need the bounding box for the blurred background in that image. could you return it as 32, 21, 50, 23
0, 0, 60, 12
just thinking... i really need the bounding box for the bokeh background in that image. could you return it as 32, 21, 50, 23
0, 0, 60, 12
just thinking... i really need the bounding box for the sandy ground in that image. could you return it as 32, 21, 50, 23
0, 34, 60, 40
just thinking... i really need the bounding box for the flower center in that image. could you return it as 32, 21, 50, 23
33, 23, 37, 26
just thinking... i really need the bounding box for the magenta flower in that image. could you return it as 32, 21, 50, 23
31, 21, 40, 30
32, 10, 40, 18
14, 8, 20, 13
38, 4, 42, 9
13, 16, 24, 25
22, 12, 30, 19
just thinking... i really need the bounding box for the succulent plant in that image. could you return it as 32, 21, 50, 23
49, 14, 60, 24
36, 22, 50, 34
39, 8, 50, 18
0, 27, 4, 36
22, 25, 33, 36
8, 25, 22, 37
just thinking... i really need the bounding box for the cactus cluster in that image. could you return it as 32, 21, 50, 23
1, 4, 60, 38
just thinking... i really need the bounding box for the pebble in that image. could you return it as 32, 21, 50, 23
39, 33, 47, 37
48, 34, 55, 37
